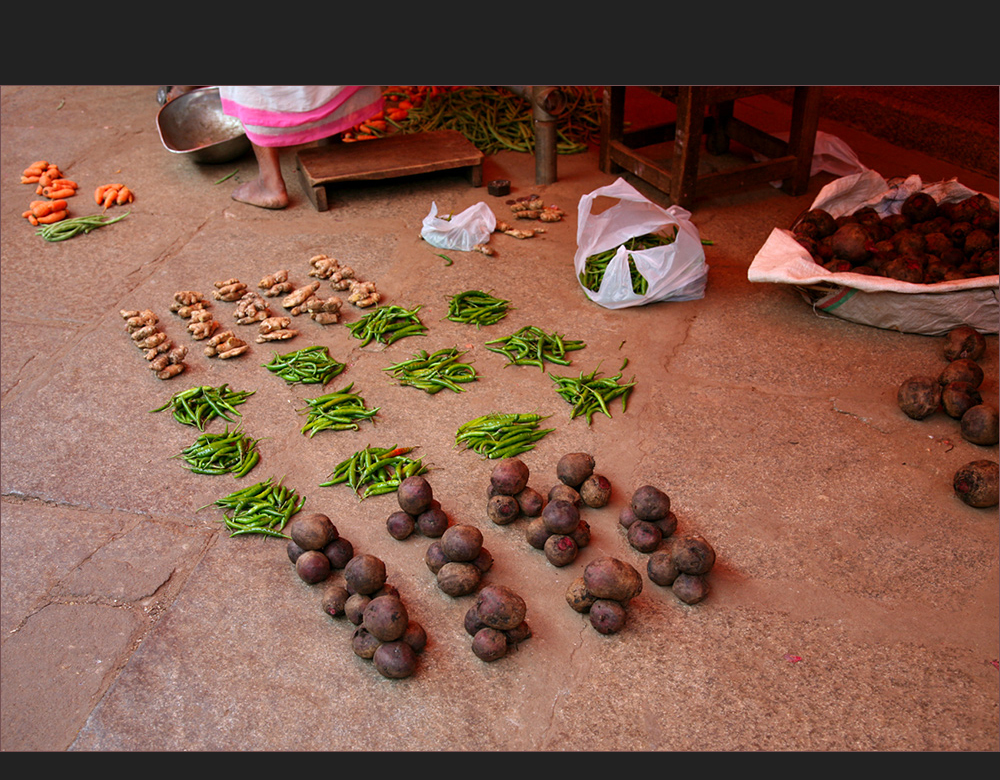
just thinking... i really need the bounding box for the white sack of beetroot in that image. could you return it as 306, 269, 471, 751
421, 201, 497, 252
574, 178, 708, 310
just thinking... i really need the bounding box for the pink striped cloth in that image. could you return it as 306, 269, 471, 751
218, 86, 384, 147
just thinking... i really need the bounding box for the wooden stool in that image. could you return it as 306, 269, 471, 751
599, 86, 822, 208
296, 130, 483, 211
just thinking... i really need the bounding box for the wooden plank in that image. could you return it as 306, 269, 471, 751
295, 129, 484, 211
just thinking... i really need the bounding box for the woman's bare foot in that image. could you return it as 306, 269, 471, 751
231, 178, 289, 209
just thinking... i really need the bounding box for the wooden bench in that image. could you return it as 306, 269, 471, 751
296, 129, 484, 211
599, 86, 823, 208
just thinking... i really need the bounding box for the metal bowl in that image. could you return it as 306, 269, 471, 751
156, 87, 251, 164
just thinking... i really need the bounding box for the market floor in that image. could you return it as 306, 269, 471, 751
1, 86, 997, 752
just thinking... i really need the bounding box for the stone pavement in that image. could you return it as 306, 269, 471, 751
1, 86, 997, 752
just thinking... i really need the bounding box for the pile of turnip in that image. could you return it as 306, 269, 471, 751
463, 584, 532, 662
385, 475, 450, 540
896, 325, 998, 508
565, 557, 644, 634
425, 524, 495, 597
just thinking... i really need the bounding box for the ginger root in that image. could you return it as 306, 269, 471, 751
347, 280, 381, 308
308, 254, 340, 279
120, 308, 187, 379
213, 279, 248, 302
472, 243, 496, 257
256, 328, 299, 343
203, 330, 249, 359
282, 281, 321, 311
234, 291, 271, 324
259, 316, 292, 334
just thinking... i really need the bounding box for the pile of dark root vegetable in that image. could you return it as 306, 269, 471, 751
792, 191, 998, 283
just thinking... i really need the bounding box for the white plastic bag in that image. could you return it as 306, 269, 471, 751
574, 178, 708, 309
420, 201, 497, 252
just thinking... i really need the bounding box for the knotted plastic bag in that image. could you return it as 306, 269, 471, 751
420, 201, 497, 252
574, 178, 708, 309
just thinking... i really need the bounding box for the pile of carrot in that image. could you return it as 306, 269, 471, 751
20, 160, 79, 225
95, 182, 134, 209
341, 86, 455, 142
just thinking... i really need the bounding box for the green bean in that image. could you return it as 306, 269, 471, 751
579, 229, 679, 295
319, 444, 428, 499
346, 305, 427, 347
455, 412, 553, 459
550, 365, 637, 425
208, 476, 304, 538
263, 345, 345, 385
485, 326, 585, 370
384, 347, 477, 394
36, 211, 130, 242
151, 384, 255, 430
298, 384, 380, 437
446, 289, 511, 328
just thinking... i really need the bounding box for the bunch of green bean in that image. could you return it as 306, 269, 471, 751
176, 425, 261, 478
345, 305, 427, 347
320, 444, 429, 499
150, 384, 256, 430
485, 325, 586, 369
550, 365, 637, 425
579, 229, 679, 295
263, 345, 345, 385
208, 476, 305, 538
455, 412, 555, 459
446, 289, 511, 328
36, 211, 130, 242
298, 383, 380, 437
384, 347, 478, 394
396, 87, 602, 155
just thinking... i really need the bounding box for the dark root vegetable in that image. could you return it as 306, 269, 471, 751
287, 539, 306, 564
961, 404, 1000, 446
295, 549, 331, 584
566, 576, 596, 612
321, 583, 350, 617
472, 547, 494, 574
548, 483, 581, 506
939, 358, 984, 389
362, 595, 410, 642
671, 534, 717, 575
352, 626, 381, 659
524, 517, 551, 550
397, 475, 434, 516
943, 326, 987, 362
344, 553, 387, 595
544, 533, 579, 567
631, 485, 671, 521
627, 520, 663, 553
570, 517, 591, 549
542, 498, 580, 535
416, 504, 449, 538
424, 541, 449, 574
583, 557, 643, 604
619, 505, 639, 529
515, 486, 545, 517
440, 524, 484, 562
386, 510, 416, 540
557, 452, 595, 487
465, 604, 488, 636
579, 474, 612, 508
324, 537, 354, 569
436, 561, 481, 597
487, 493, 521, 525
647, 549, 680, 587
589, 599, 628, 634
402, 620, 427, 653
655, 511, 678, 538
953, 460, 999, 508
672, 573, 710, 604
897, 376, 941, 420
472, 627, 509, 662
475, 584, 527, 631
289, 512, 338, 551
491, 458, 530, 496
941, 382, 983, 419
345, 593, 372, 625
373, 640, 418, 678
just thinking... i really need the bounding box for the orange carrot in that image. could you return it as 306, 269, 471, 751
27, 214, 39, 226
21, 175, 41, 184
95, 185, 109, 204
50, 179, 77, 189
43, 187, 76, 200
36, 209, 67, 224
116, 186, 133, 205
103, 188, 118, 208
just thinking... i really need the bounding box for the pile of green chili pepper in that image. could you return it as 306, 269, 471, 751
579, 229, 679, 295
36, 211, 130, 242
207, 476, 305, 538
485, 326, 586, 369
454, 412, 554, 459
345, 305, 427, 347
320, 444, 429, 499
150, 384, 256, 430
446, 289, 511, 328
392, 87, 602, 155
264, 345, 345, 385
176, 425, 261, 478
298, 383, 379, 437
383, 347, 477, 394
550, 364, 637, 425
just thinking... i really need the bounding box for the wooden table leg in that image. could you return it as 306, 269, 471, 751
782, 86, 822, 196
600, 86, 626, 173
671, 87, 707, 208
